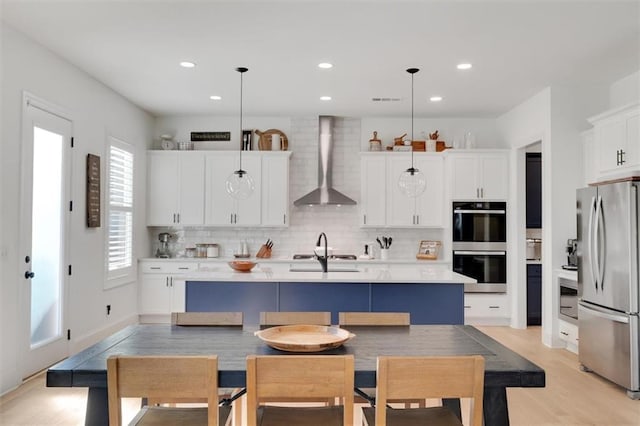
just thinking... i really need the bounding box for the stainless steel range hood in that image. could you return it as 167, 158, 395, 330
293, 116, 357, 206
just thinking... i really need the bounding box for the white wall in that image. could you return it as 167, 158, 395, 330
496, 88, 551, 331
0, 24, 153, 395
609, 70, 640, 109
152, 115, 499, 260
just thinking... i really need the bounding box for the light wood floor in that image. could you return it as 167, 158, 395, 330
1, 326, 638, 425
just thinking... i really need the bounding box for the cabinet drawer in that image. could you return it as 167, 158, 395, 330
464, 294, 510, 318
140, 262, 197, 274
558, 320, 579, 345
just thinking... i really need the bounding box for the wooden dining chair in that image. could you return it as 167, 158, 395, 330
170, 311, 243, 425
362, 355, 485, 426
338, 312, 414, 408
338, 312, 410, 326
107, 355, 231, 426
259, 311, 331, 327
246, 355, 355, 426
171, 311, 243, 326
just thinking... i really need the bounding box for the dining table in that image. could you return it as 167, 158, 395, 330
47, 324, 545, 426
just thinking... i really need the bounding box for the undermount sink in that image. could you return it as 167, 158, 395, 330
289, 266, 360, 273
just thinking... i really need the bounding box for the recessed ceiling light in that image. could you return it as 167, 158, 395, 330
318, 62, 333, 69
210, 95, 222, 100
320, 96, 332, 101
430, 96, 443, 102
457, 63, 472, 70
180, 61, 196, 68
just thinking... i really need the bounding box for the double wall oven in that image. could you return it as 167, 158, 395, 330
452, 201, 507, 293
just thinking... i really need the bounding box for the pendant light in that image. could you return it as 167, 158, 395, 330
226, 67, 255, 199
398, 68, 426, 198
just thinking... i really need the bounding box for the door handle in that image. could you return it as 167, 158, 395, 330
587, 196, 598, 291
594, 195, 605, 290
24, 271, 35, 279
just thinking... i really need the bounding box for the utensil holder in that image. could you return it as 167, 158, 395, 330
380, 249, 389, 261
256, 245, 272, 258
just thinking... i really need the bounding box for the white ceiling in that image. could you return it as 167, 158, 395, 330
2, 0, 639, 118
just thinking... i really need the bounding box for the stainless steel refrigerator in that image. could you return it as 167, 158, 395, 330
577, 181, 640, 399
577, 179, 639, 399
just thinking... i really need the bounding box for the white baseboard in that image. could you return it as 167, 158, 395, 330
465, 317, 511, 326
70, 314, 138, 354
138, 314, 171, 324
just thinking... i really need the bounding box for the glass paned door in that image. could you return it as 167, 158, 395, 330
20, 97, 71, 377
30, 126, 64, 348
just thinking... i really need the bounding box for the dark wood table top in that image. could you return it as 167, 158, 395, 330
47, 324, 545, 390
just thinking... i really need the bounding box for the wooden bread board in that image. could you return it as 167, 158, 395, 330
255, 129, 288, 151
254, 325, 355, 352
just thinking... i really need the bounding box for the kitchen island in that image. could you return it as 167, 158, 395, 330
184, 263, 475, 324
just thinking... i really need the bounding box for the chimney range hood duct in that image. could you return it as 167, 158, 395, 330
294, 116, 357, 206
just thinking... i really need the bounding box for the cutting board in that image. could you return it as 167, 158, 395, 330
255, 129, 288, 151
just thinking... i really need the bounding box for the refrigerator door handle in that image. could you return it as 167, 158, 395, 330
588, 195, 598, 291
595, 195, 606, 290
578, 301, 630, 324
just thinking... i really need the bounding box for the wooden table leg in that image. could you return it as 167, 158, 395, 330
85, 387, 109, 426
484, 387, 510, 426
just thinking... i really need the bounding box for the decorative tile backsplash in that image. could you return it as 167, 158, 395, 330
150, 116, 446, 260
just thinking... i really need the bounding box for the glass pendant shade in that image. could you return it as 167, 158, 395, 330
226, 67, 254, 200
226, 169, 255, 200
398, 167, 426, 197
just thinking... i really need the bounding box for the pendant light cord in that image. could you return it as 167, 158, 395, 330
236, 67, 248, 175
406, 68, 419, 173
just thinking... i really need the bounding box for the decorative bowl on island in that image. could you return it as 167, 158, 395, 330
228, 260, 257, 272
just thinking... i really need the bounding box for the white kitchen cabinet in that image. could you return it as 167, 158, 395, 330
138, 261, 197, 322
450, 151, 509, 200
205, 152, 262, 226
261, 152, 292, 227
558, 319, 579, 354
589, 102, 639, 178
463, 294, 510, 325
360, 153, 445, 228
147, 152, 205, 226
360, 154, 387, 226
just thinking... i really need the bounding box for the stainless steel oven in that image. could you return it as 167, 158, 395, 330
452, 201, 507, 293
559, 277, 578, 324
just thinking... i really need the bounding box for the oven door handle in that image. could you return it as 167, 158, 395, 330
453, 251, 506, 255
453, 209, 506, 214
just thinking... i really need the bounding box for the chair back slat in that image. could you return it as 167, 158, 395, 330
246, 355, 354, 426
107, 355, 219, 426
338, 312, 410, 326
171, 311, 243, 326
259, 311, 331, 327
375, 355, 485, 426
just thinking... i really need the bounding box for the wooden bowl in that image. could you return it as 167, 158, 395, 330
255, 324, 355, 352
228, 261, 257, 272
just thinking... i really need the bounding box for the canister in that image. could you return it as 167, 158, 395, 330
207, 244, 220, 258
196, 244, 207, 258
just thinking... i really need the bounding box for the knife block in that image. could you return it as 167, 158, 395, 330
256, 245, 272, 258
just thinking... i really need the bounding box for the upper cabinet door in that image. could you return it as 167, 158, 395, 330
360, 154, 386, 226
261, 153, 291, 227
590, 103, 640, 178
479, 154, 509, 200
205, 152, 237, 226
235, 154, 262, 226
386, 155, 418, 226
147, 152, 179, 226
451, 155, 480, 200
414, 155, 444, 227
178, 153, 205, 225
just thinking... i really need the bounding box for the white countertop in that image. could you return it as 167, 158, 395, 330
183, 263, 475, 284
140, 257, 451, 266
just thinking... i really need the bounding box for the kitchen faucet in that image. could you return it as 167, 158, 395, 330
315, 232, 329, 272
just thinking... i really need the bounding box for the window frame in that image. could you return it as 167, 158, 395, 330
104, 136, 135, 288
